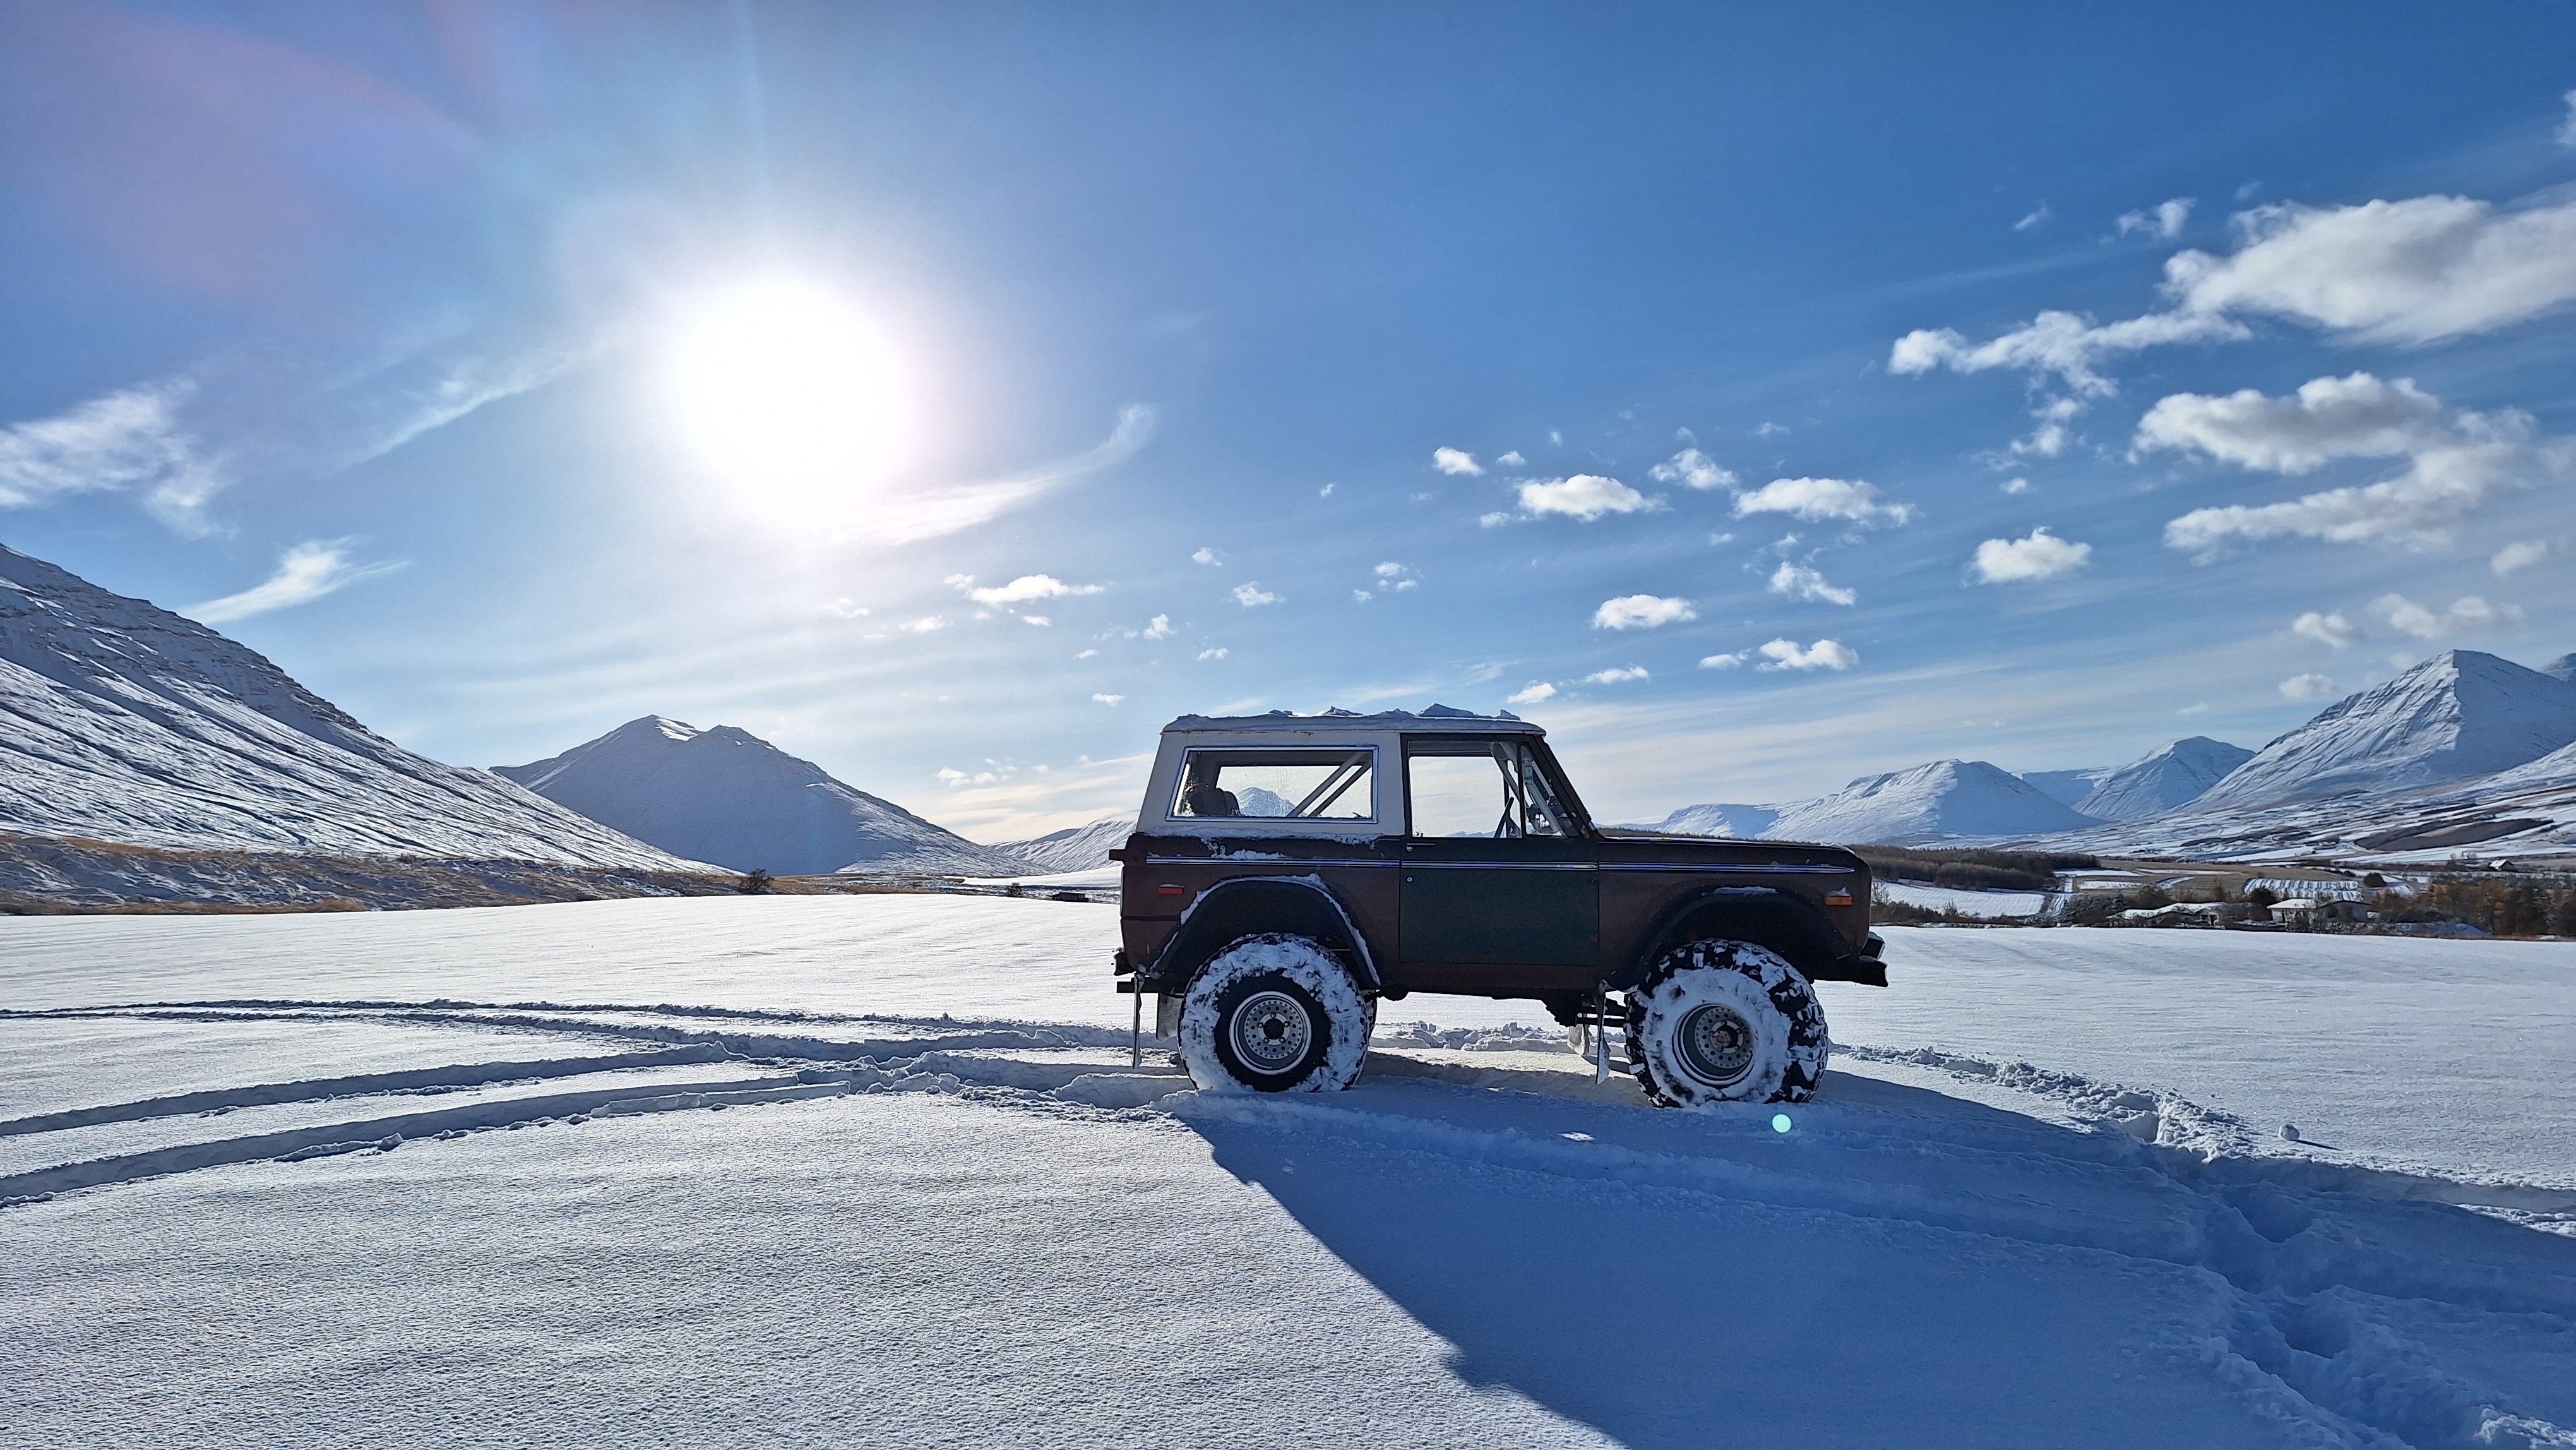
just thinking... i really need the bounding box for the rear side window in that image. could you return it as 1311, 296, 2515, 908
1169, 748, 1376, 821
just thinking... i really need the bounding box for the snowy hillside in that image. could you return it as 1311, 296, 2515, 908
995, 817, 1133, 873
1767, 760, 2097, 844
2542, 652, 2576, 683
0, 545, 691, 869
2013, 768, 2108, 810
1643, 803, 1782, 838
2075, 736, 2255, 820
2193, 651, 2576, 810
496, 717, 1017, 877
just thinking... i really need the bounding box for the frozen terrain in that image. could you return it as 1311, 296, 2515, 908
0, 546, 689, 870
2078, 736, 2258, 820
3, 896, 2570, 1448
994, 816, 1133, 873
2195, 652, 2576, 812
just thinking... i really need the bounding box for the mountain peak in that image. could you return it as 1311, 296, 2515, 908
1767, 757, 2095, 844
2194, 649, 2576, 810
2075, 736, 2254, 820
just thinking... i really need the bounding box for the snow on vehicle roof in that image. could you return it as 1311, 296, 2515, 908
1162, 704, 1543, 736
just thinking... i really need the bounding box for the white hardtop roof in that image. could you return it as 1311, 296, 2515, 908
1162, 705, 1544, 736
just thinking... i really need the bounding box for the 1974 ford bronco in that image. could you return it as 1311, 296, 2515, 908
1112, 706, 1885, 1106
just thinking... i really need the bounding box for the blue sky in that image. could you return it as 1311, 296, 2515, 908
4, 3, 2573, 837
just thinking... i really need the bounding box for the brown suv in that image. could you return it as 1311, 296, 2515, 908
1112, 706, 1883, 1106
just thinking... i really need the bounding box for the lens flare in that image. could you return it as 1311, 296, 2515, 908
1771, 1113, 1793, 1134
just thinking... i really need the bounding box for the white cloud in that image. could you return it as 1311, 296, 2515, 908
954, 573, 1103, 606
868, 405, 1155, 547
1319, 482, 1335, 497
2164, 196, 2576, 345
1888, 309, 2250, 397
1732, 476, 1912, 525
1506, 681, 1557, 705
2291, 611, 2360, 649
1700, 651, 1746, 669
1519, 474, 1655, 520
1478, 511, 1514, 528
1755, 422, 1789, 439
1592, 594, 1696, 630
1756, 638, 1857, 671
2164, 431, 2551, 554
1191, 547, 1220, 565
2013, 203, 2050, 232
186, 541, 403, 624
2135, 373, 2445, 474
1768, 561, 1858, 605
1022, 615, 1051, 627
2493, 539, 2549, 575
1374, 561, 1417, 590
1143, 614, 1174, 638
899, 616, 946, 633
1075, 648, 1099, 659
2279, 673, 2338, 702
1092, 693, 1124, 705
823, 597, 869, 618
1352, 589, 1372, 603
2001, 477, 2031, 494
1971, 527, 2092, 583
2561, 90, 2576, 148
1498, 450, 1526, 467
1433, 447, 1483, 476
1649, 448, 1736, 491
1197, 647, 1227, 661
2368, 592, 2523, 640
2011, 422, 2068, 458
1232, 584, 1279, 608
0, 382, 209, 512
2116, 198, 2195, 240
1585, 666, 1650, 685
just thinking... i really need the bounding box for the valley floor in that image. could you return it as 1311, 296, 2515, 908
3, 899, 2570, 1448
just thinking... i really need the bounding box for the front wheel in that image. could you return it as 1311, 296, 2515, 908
1178, 934, 1374, 1093
1626, 940, 1828, 1107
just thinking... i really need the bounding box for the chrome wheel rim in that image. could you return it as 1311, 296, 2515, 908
1676, 1002, 1757, 1088
1229, 989, 1313, 1075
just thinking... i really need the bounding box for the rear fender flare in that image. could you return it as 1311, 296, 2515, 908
1145, 876, 1381, 995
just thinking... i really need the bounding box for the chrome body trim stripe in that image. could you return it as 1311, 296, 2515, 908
1599, 862, 1850, 875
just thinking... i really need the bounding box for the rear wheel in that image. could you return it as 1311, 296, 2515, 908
1179, 934, 1374, 1093
1626, 939, 1828, 1107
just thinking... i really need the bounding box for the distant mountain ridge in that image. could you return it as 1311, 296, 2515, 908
1767, 760, 2097, 844
0, 544, 691, 869
2076, 737, 2256, 820
497, 717, 1020, 876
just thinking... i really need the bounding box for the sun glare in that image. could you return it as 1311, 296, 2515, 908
662, 277, 912, 515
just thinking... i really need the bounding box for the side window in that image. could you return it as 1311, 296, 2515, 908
1407, 743, 1570, 838
1169, 749, 1375, 820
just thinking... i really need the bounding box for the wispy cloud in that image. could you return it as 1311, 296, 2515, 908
1232, 582, 1280, 608
1592, 594, 1695, 630
2368, 592, 2522, 639
948, 573, 1104, 606
1649, 448, 1735, 491
0, 381, 207, 512
1506, 681, 1557, 705
2116, 198, 2195, 240
866, 404, 1156, 546
1768, 561, 1857, 605
1520, 474, 1655, 521
185, 539, 403, 623
2291, 611, 2359, 648
1756, 638, 1857, 671
1585, 665, 1650, 685
1971, 527, 2091, 583
2279, 673, 2337, 702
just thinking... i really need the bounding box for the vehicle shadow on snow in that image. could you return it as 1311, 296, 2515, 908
1175, 1068, 2576, 1449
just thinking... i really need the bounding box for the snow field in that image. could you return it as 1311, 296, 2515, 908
3, 895, 2573, 1447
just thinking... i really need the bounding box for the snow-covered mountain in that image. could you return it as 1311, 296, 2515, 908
2191, 650, 2576, 810
996, 817, 1133, 873
2541, 652, 2576, 684
1767, 760, 2097, 844
496, 717, 1016, 877
2075, 736, 2255, 821
2014, 769, 2109, 810
0, 544, 692, 868
1643, 803, 1783, 838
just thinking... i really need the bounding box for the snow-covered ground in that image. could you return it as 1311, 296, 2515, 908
4, 896, 2572, 1447
1876, 881, 2053, 917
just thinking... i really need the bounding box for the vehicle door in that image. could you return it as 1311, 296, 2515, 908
1397, 738, 1598, 985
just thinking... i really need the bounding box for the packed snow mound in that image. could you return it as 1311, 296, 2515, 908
1647, 803, 1782, 838
2539, 652, 2576, 684
2075, 736, 2255, 820
2013, 768, 2109, 810
994, 817, 1131, 873
1767, 759, 2097, 844
2193, 650, 2576, 810
0, 545, 691, 868
497, 717, 1015, 877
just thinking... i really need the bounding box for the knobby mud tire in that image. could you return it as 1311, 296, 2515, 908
1178, 934, 1374, 1094
1626, 939, 1828, 1108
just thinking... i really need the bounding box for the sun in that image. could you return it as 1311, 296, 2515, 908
661, 277, 912, 515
